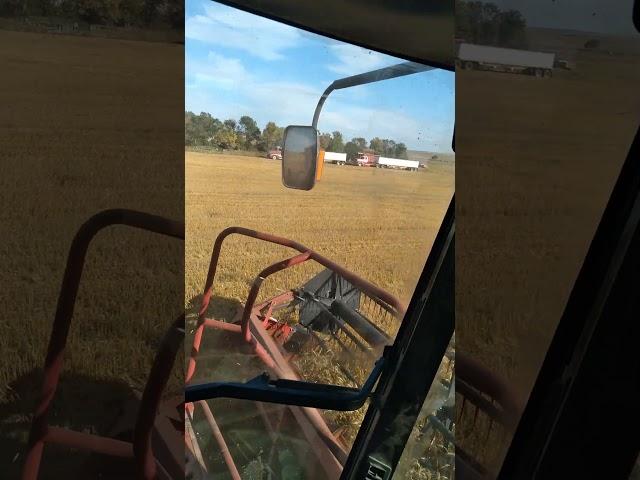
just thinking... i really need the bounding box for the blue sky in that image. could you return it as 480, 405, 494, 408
185, 0, 455, 153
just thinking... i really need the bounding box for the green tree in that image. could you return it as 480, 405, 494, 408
352, 137, 367, 150
0, 0, 22, 16
77, 0, 107, 23
497, 10, 528, 48
260, 121, 284, 151
213, 126, 237, 150
456, 1, 527, 47
381, 139, 396, 156
184, 111, 222, 146
328, 131, 344, 152
164, 0, 184, 30
319, 133, 332, 150
344, 141, 359, 162
369, 137, 384, 154
479, 3, 500, 45
223, 119, 238, 132
394, 142, 408, 159
142, 0, 162, 24
238, 115, 261, 150
184, 111, 197, 146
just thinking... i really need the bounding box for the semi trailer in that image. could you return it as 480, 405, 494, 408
457, 43, 555, 78
378, 156, 420, 171
356, 152, 420, 171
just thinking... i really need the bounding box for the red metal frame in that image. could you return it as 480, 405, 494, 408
187, 226, 405, 380
455, 351, 523, 476
185, 226, 523, 479
24, 213, 521, 479
22, 209, 184, 480
185, 227, 407, 478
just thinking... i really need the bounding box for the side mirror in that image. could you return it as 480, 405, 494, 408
282, 125, 318, 190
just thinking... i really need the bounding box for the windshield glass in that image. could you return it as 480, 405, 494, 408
185, 0, 455, 477
456, 0, 640, 475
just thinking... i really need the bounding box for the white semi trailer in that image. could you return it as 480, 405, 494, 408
457, 43, 555, 78
323, 151, 348, 165
377, 157, 420, 171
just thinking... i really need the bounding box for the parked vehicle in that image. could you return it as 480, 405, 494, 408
457, 43, 555, 78
377, 156, 420, 171
356, 152, 420, 171
356, 152, 377, 167
323, 151, 347, 165
267, 147, 282, 160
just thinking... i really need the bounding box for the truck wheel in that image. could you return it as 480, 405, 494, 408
464, 61, 474, 70
535, 68, 543, 77
271, 155, 277, 160
544, 69, 552, 78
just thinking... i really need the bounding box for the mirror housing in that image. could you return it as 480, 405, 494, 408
316, 149, 325, 181
282, 125, 318, 190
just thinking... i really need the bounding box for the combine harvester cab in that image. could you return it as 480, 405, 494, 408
184, 225, 521, 480
185, 227, 405, 479
186, 61, 520, 480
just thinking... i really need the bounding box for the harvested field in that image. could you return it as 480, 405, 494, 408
457, 30, 640, 473
0, 29, 183, 477
185, 151, 454, 456
185, 152, 454, 311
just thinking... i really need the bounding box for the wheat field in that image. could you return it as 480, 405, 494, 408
1, 29, 183, 477
185, 151, 454, 462
185, 152, 454, 315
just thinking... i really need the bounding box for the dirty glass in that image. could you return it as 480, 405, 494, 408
185, 0, 454, 477
456, 0, 640, 475
393, 338, 455, 480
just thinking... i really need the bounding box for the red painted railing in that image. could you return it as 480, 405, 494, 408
185, 227, 407, 478
22, 210, 184, 480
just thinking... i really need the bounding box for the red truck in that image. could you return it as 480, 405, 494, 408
356, 150, 378, 167
267, 147, 282, 160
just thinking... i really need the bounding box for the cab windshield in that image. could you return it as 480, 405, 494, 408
185, 1, 455, 478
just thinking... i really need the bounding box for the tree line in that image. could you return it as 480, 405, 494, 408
185, 111, 409, 160
456, 0, 528, 49
0, 0, 184, 30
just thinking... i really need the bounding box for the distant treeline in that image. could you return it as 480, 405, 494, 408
456, 0, 528, 48
185, 111, 409, 160
0, 0, 184, 29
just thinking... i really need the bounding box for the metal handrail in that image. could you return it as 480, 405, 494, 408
22, 209, 184, 480
187, 226, 406, 384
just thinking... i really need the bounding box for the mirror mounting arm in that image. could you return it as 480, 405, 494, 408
311, 61, 434, 129
312, 85, 333, 130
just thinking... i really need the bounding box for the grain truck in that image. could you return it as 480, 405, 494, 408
457, 43, 555, 78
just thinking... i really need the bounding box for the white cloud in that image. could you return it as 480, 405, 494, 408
327, 43, 399, 76
185, 3, 302, 61
186, 53, 322, 126
244, 81, 321, 125
187, 51, 251, 89
320, 106, 429, 148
